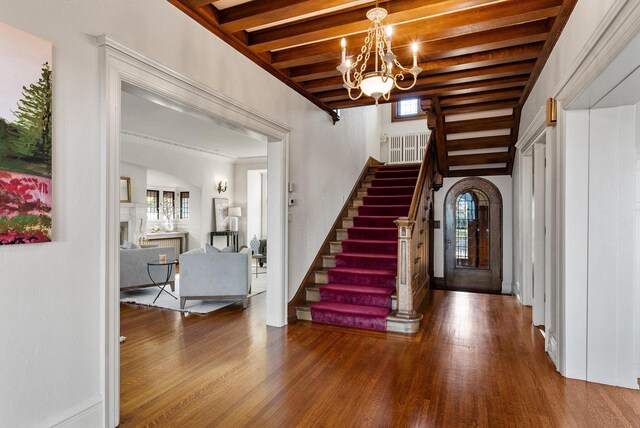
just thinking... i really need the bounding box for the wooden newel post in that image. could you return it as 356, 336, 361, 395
394, 217, 418, 319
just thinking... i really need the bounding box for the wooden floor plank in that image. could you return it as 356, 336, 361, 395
120, 291, 640, 427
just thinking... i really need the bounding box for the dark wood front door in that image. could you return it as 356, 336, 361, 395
444, 178, 502, 293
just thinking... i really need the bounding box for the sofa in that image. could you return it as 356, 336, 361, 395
120, 246, 177, 291
179, 247, 252, 309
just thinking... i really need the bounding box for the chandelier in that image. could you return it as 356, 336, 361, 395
337, 3, 422, 104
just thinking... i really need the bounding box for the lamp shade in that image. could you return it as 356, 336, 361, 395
360, 72, 394, 101
228, 207, 242, 217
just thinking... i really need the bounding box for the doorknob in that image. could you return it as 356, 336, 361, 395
447, 239, 451, 243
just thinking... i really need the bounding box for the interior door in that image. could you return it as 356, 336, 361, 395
444, 178, 502, 293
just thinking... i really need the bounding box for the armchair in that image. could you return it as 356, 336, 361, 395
178, 247, 252, 309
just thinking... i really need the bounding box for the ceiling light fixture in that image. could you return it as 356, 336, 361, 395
337, 2, 422, 104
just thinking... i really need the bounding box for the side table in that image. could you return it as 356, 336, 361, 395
147, 260, 178, 304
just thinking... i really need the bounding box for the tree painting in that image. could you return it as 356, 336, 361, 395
0, 22, 52, 245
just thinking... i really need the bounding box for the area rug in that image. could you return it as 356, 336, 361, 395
120, 274, 265, 315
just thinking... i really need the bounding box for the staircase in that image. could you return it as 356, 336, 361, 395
296, 163, 421, 332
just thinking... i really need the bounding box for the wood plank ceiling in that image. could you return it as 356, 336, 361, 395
169, 0, 577, 176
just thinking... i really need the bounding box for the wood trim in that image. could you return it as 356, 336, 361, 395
287, 156, 384, 322
408, 134, 435, 220
391, 100, 428, 123
168, 0, 339, 123
443, 177, 503, 292
447, 168, 509, 177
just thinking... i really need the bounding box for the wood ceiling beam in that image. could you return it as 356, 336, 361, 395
248, 0, 561, 54
304, 60, 535, 94
187, 0, 217, 8
248, 0, 499, 52
320, 75, 526, 104
447, 135, 513, 151
445, 115, 515, 134
168, 0, 339, 121
218, 0, 361, 34
441, 99, 519, 115
271, 19, 550, 69
439, 88, 524, 107
448, 152, 512, 166
448, 167, 509, 177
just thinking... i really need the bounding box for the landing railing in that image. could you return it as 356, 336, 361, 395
393, 132, 438, 322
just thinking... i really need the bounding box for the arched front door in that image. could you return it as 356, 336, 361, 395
444, 178, 502, 293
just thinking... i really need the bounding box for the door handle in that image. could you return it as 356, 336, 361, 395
447, 239, 451, 243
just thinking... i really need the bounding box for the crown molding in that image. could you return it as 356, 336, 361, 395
515, 106, 546, 154
120, 130, 237, 161
234, 156, 268, 164
554, 0, 640, 108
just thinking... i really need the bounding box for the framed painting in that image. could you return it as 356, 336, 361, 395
0, 22, 52, 245
119, 177, 131, 203
212, 198, 229, 232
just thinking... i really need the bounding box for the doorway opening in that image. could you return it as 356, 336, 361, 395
444, 177, 502, 293
100, 37, 291, 427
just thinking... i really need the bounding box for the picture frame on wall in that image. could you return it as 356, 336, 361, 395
119, 177, 131, 203
212, 198, 229, 232
0, 22, 53, 245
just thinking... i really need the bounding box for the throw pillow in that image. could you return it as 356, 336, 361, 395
121, 241, 140, 250
204, 244, 221, 253
221, 246, 234, 253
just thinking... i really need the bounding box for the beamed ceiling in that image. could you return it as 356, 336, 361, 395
169, 0, 578, 176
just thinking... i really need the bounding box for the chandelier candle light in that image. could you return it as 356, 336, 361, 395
337, 4, 422, 103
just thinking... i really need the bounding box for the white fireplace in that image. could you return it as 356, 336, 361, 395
119, 202, 147, 244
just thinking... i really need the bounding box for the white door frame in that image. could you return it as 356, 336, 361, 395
532, 141, 546, 327
98, 36, 291, 427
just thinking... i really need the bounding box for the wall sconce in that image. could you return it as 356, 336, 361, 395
217, 180, 227, 193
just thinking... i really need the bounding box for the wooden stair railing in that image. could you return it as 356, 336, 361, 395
287, 156, 384, 322
392, 113, 440, 323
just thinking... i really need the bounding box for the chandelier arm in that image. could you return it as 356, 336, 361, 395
347, 87, 364, 101
393, 73, 419, 91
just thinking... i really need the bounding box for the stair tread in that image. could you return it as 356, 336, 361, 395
342, 238, 396, 244
348, 227, 397, 231
358, 204, 410, 208
337, 252, 396, 259
329, 267, 396, 276
311, 302, 390, 317
320, 283, 395, 295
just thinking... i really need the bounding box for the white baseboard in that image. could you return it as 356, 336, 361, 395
547, 333, 559, 371
501, 281, 512, 295
40, 397, 103, 428
513, 282, 522, 303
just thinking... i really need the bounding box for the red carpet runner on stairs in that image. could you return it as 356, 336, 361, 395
310, 164, 420, 331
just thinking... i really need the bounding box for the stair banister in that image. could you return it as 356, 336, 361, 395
392, 99, 439, 322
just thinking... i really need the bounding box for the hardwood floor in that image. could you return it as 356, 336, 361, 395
120, 291, 640, 427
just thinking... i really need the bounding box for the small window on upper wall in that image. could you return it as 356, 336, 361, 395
392, 98, 427, 122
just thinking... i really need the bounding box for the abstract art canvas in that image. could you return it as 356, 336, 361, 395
0, 22, 52, 245
212, 198, 229, 232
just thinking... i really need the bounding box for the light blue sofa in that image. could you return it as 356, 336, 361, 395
178, 247, 252, 309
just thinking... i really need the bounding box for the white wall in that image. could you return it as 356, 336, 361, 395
433, 176, 513, 294
379, 103, 430, 162
120, 161, 147, 204
0, 1, 378, 425
233, 160, 268, 248
121, 134, 230, 251
635, 101, 640, 379
246, 169, 266, 246
585, 105, 637, 388
519, 0, 618, 134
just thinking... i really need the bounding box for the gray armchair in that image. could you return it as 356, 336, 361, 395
178, 247, 252, 309
120, 246, 176, 291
